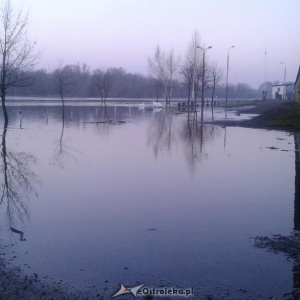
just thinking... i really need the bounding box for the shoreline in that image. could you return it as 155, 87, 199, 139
0, 255, 106, 300
0, 257, 111, 300
208, 100, 300, 131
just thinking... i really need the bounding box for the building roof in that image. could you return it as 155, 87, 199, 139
272, 83, 293, 87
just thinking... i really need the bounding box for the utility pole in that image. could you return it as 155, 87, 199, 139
280, 62, 286, 100
225, 46, 235, 107
263, 50, 267, 100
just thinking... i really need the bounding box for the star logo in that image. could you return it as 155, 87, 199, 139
113, 283, 144, 297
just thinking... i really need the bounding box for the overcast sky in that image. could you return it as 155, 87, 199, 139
14, 0, 300, 88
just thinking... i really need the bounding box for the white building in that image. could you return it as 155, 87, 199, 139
272, 83, 294, 100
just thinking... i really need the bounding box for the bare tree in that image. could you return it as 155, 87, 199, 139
165, 49, 179, 105
92, 68, 114, 104
148, 46, 167, 104
52, 61, 80, 119
148, 46, 179, 106
210, 61, 224, 104
180, 62, 194, 104
77, 63, 90, 97
180, 31, 202, 106
0, 0, 39, 127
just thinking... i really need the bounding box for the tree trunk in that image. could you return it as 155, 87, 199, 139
211, 84, 215, 104
1, 94, 8, 128
59, 90, 65, 123
187, 79, 192, 106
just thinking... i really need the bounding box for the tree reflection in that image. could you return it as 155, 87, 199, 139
147, 109, 176, 158
0, 127, 38, 230
50, 107, 79, 169
180, 112, 221, 174
180, 113, 202, 173
147, 110, 220, 173
94, 104, 111, 137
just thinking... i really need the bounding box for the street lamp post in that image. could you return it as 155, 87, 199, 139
225, 46, 235, 108
197, 46, 212, 121
280, 62, 286, 100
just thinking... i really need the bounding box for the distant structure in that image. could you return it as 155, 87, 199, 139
271, 83, 294, 100
295, 66, 300, 105
263, 50, 268, 100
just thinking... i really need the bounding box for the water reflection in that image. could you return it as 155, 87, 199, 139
98, 104, 109, 121
183, 114, 221, 174
147, 109, 175, 157
19, 111, 23, 129
1, 103, 298, 298
0, 126, 38, 231
90, 105, 132, 138
50, 106, 79, 169
94, 104, 112, 137
181, 113, 204, 173
147, 110, 221, 174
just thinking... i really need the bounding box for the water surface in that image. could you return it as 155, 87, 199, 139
0, 102, 297, 299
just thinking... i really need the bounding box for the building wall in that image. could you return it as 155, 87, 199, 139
272, 85, 286, 99
272, 84, 294, 100
295, 80, 300, 105
295, 68, 300, 105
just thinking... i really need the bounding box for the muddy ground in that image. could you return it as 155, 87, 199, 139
212, 99, 300, 131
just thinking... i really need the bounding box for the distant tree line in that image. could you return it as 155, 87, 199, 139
6, 30, 262, 102
7, 63, 262, 100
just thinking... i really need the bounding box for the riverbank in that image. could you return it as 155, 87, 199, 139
212, 100, 300, 131
0, 254, 107, 299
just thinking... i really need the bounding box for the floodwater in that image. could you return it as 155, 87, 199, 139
0, 101, 298, 299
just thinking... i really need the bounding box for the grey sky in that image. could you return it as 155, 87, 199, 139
14, 0, 300, 88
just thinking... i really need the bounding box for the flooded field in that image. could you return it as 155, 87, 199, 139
0, 101, 298, 299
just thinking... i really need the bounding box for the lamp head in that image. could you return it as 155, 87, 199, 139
197, 46, 212, 51
228, 46, 235, 53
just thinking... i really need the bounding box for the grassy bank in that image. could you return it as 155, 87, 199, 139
266, 102, 300, 130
